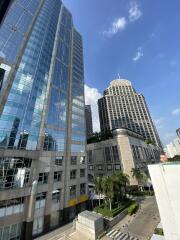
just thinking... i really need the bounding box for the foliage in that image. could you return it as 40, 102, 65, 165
154, 228, 164, 236
168, 155, 180, 162
94, 199, 132, 218
131, 168, 149, 185
128, 201, 139, 215
87, 130, 113, 144
95, 176, 102, 206
145, 139, 155, 145
94, 171, 130, 211
129, 190, 154, 196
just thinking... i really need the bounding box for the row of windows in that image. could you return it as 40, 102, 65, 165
70, 169, 86, 179
131, 145, 160, 162
87, 146, 120, 163
69, 183, 86, 199
38, 171, 62, 184
0, 198, 24, 218
89, 164, 121, 171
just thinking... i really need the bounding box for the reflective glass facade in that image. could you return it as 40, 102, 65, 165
0, 0, 87, 238
71, 29, 86, 153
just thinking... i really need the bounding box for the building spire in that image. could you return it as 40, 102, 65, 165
118, 73, 121, 79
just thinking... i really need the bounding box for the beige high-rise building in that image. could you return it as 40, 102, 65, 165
98, 79, 162, 148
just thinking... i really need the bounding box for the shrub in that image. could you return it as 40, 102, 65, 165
154, 228, 164, 235
94, 199, 133, 218
128, 201, 139, 215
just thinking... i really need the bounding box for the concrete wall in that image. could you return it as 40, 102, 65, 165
148, 163, 180, 240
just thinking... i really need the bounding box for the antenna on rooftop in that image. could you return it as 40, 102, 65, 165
118, 73, 121, 79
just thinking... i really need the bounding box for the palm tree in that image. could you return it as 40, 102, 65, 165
101, 176, 108, 205
95, 176, 102, 206
106, 177, 114, 211
101, 176, 114, 211
131, 168, 144, 185
112, 171, 129, 201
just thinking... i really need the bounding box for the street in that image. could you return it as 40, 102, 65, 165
104, 196, 160, 240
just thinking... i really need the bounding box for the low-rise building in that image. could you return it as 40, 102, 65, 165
87, 128, 161, 185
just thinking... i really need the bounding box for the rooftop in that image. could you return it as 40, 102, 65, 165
110, 79, 132, 86
78, 210, 102, 221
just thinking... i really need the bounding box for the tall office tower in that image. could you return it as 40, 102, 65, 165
0, 1, 87, 239
85, 105, 93, 136
98, 79, 162, 148
0, 0, 13, 24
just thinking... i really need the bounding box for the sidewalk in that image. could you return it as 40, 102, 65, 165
35, 222, 74, 240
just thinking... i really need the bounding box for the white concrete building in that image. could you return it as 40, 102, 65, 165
98, 79, 162, 148
165, 138, 180, 158
148, 162, 180, 240
87, 128, 161, 185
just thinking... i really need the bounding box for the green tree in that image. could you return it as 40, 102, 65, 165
106, 177, 114, 211
112, 171, 129, 201
101, 176, 114, 211
168, 155, 180, 162
95, 176, 102, 206
131, 168, 144, 185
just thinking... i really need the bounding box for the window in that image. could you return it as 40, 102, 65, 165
54, 171, 62, 182
98, 165, 102, 170
33, 217, 43, 236
35, 193, 46, 209
80, 156, 85, 164
71, 156, 77, 165
55, 156, 63, 166
88, 150, 93, 163
115, 164, 121, 170
80, 169, 85, 177
89, 165, 93, 170
105, 147, 111, 162
107, 164, 112, 171
70, 170, 76, 180
80, 183, 86, 195
69, 185, 76, 199
0, 198, 24, 217
112, 146, 119, 162
0, 222, 22, 240
52, 190, 60, 204
0, 157, 32, 189
38, 172, 48, 184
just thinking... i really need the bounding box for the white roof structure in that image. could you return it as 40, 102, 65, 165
151, 234, 165, 240
110, 79, 132, 86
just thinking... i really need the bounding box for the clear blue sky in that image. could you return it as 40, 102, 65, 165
63, 0, 180, 145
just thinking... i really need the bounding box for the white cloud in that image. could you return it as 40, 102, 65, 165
84, 85, 102, 132
133, 47, 143, 62
172, 108, 180, 116
103, 17, 127, 37
128, 1, 142, 22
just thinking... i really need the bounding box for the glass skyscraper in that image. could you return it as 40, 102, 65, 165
0, 1, 87, 239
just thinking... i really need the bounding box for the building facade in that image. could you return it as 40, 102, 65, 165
0, 0, 13, 25
148, 162, 180, 240
85, 105, 93, 137
87, 128, 161, 185
176, 128, 180, 139
98, 79, 162, 148
164, 138, 180, 158
0, 1, 87, 239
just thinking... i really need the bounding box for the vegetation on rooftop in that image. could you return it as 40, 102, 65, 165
168, 155, 180, 162
87, 130, 113, 144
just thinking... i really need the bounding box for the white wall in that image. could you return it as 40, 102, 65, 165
148, 163, 180, 240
